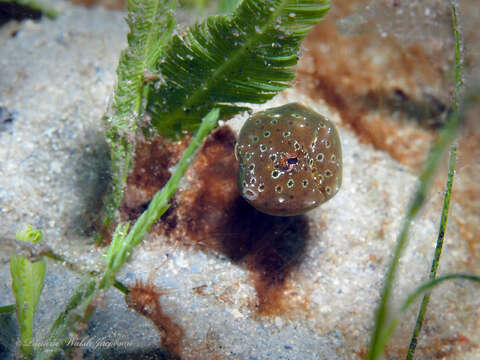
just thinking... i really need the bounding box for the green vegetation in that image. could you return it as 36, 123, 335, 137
405, 143, 458, 359
101, 0, 330, 237
10, 226, 46, 358
367, 2, 480, 359
101, 0, 177, 235
147, 0, 330, 137
6, 0, 479, 358
217, 0, 240, 13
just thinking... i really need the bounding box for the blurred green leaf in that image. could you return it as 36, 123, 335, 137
217, 0, 240, 13
10, 226, 46, 358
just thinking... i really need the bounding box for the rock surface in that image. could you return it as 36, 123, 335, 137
0, 0, 479, 359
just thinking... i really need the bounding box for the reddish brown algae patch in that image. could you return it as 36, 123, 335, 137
121, 136, 189, 221
121, 127, 314, 316
126, 279, 184, 359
